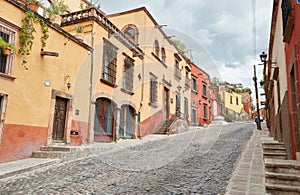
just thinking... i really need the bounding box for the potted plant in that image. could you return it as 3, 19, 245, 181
46, 0, 68, 26
27, 0, 41, 12
75, 25, 84, 41
0, 37, 16, 56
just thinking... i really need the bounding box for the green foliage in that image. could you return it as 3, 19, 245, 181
18, 11, 49, 66
217, 92, 222, 102
171, 38, 186, 53
210, 77, 220, 87
0, 37, 16, 52
46, 0, 68, 16
75, 25, 83, 33
232, 87, 252, 95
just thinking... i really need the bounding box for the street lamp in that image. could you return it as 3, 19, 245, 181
260, 51, 267, 63
253, 65, 262, 130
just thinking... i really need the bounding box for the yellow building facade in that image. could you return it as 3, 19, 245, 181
224, 91, 244, 114
0, 1, 191, 163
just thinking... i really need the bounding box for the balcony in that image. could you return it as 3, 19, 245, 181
174, 67, 181, 80
60, 8, 144, 58
185, 77, 190, 89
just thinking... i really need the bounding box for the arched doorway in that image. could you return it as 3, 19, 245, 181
94, 98, 116, 142
119, 105, 135, 138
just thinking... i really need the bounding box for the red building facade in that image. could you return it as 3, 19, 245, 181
283, 0, 300, 159
190, 63, 212, 125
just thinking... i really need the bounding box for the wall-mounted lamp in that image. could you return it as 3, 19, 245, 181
259, 51, 277, 67
260, 51, 267, 63
177, 85, 182, 92
260, 80, 274, 86
64, 75, 71, 90
198, 100, 202, 105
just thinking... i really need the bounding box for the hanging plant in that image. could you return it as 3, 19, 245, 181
18, 11, 49, 66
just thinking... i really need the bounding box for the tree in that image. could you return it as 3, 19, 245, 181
171, 38, 186, 53
211, 77, 220, 87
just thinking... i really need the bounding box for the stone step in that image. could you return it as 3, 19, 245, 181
266, 183, 300, 194
40, 146, 72, 152
32, 151, 70, 159
262, 142, 285, 149
263, 147, 286, 154
265, 158, 300, 174
266, 171, 300, 186
263, 152, 287, 160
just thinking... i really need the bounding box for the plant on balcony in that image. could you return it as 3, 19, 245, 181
46, 0, 68, 26
27, 0, 42, 12
0, 37, 16, 56
18, 11, 49, 66
75, 25, 84, 41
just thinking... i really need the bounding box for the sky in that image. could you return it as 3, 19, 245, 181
100, 0, 273, 102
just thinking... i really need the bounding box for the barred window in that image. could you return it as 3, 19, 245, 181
161, 47, 166, 63
0, 23, 16, 75
203, 103, 207, 119
123, 54, 134, 92
102, 39, 118, 85
150, 74, 158, 104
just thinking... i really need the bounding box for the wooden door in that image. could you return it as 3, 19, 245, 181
164, 87, 170, 119
52, 97, 67, 140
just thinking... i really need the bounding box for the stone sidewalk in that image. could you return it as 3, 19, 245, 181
225, 127, 269, 195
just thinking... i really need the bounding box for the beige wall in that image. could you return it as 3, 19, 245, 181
271, 0, 288, 114
109, 9, 191, 121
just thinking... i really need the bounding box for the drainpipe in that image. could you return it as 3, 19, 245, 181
88, 21, 95, 143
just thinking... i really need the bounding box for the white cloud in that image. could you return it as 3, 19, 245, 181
101, 0, 273, 92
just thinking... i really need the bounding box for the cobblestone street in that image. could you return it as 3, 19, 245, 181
0, 122, 255, 194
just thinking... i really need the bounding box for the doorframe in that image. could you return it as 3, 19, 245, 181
47, 89, 73, 145
162, 79, 171, 120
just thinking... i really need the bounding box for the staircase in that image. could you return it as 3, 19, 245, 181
262, 141, 287, 160
154, 119, 175, 134
265, 158, 300, 194
32, 143, 112, 161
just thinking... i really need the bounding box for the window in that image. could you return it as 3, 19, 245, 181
102, 39, 118, 85
174, 58, 181, 79
161, 47, 166, 63
0, 23, 16, 75
202, 83, 207, 97
122, 24, 138, 44
154, 40, 159, 57
185, 71, 190, 88
236, 97, 239, 105
230, 95, 233, 104
192, 108, 197, 125
281, 0, 294, 42
203, 103, 207, 119
119, 105, 134, 138
192, 77, 197, 92
184, 97, 189, 120
122, 53, 134, 93
150, 74, 158, 105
